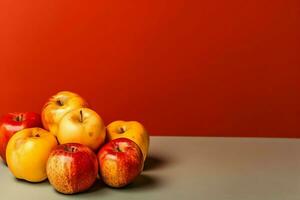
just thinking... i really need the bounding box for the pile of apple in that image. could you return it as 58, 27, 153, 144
0, 91, 149, 194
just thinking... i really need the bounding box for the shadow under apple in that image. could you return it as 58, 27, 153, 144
57, 175, 160, 197
144, 155, 168, 171
0, 159, 7, 166
124, 174, 160, 190
14, 177, 50, 186
53, 180, 108, 197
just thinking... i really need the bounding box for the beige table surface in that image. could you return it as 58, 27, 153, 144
1, 136, 300, 200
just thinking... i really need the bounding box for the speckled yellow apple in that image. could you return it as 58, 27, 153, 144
6, 128, 58, 182
57, 108, 106, 151
106, 121, 149, 161
42, 91, 88, 135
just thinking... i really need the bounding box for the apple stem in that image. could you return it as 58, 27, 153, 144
57, 99, 63, 106
64, 146, 78, 153
115, 146, 122, 152
80, 110, 83, 122
116, 146, 122, 152
15, 114, 23, 122
71, 147, 76, 152
119, 126, 126, 133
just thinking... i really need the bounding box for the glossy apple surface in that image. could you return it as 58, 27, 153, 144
41, 91, 88, 135
6, 128, 57, 182
57, 108, 106, 151
0, 112, 42, 163
106, 121, 149, 161
47, 143, 98, 194
98, 138, 143, 188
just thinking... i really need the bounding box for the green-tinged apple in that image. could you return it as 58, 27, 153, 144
57, 108, 105, 151
47, 143, 98, 194
0, 112, 42, 163
98, 138, 143, 188
41, 91, 88, 135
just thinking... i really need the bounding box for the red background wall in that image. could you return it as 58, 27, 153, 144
0, 0, 299, 137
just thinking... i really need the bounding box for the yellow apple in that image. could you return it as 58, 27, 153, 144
41, 91, 88, 135
106, 121, 149, 161
57, 108, 106, 151
6, 128, 58, 182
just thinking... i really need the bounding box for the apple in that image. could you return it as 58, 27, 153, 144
47, 143, 98, 194
98, 138, 143, 188
106, 121, 149, 161
6, 128, 57, 182
41, 91, 88, 135
0, 112, 42, 163
57, 108, 106, 151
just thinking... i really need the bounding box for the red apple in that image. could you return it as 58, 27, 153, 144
98, 138, 144, 188
0, 112, 42, 163
46, 143, 98, 194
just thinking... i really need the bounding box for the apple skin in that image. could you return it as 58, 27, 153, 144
41, 91, 88, 135
47, 143, 98, 194
0, 112, 42, 163
98, 138, 143, 188
106, 121, 149, 162
6, 128, 58, 182
57, 108, 106, 151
